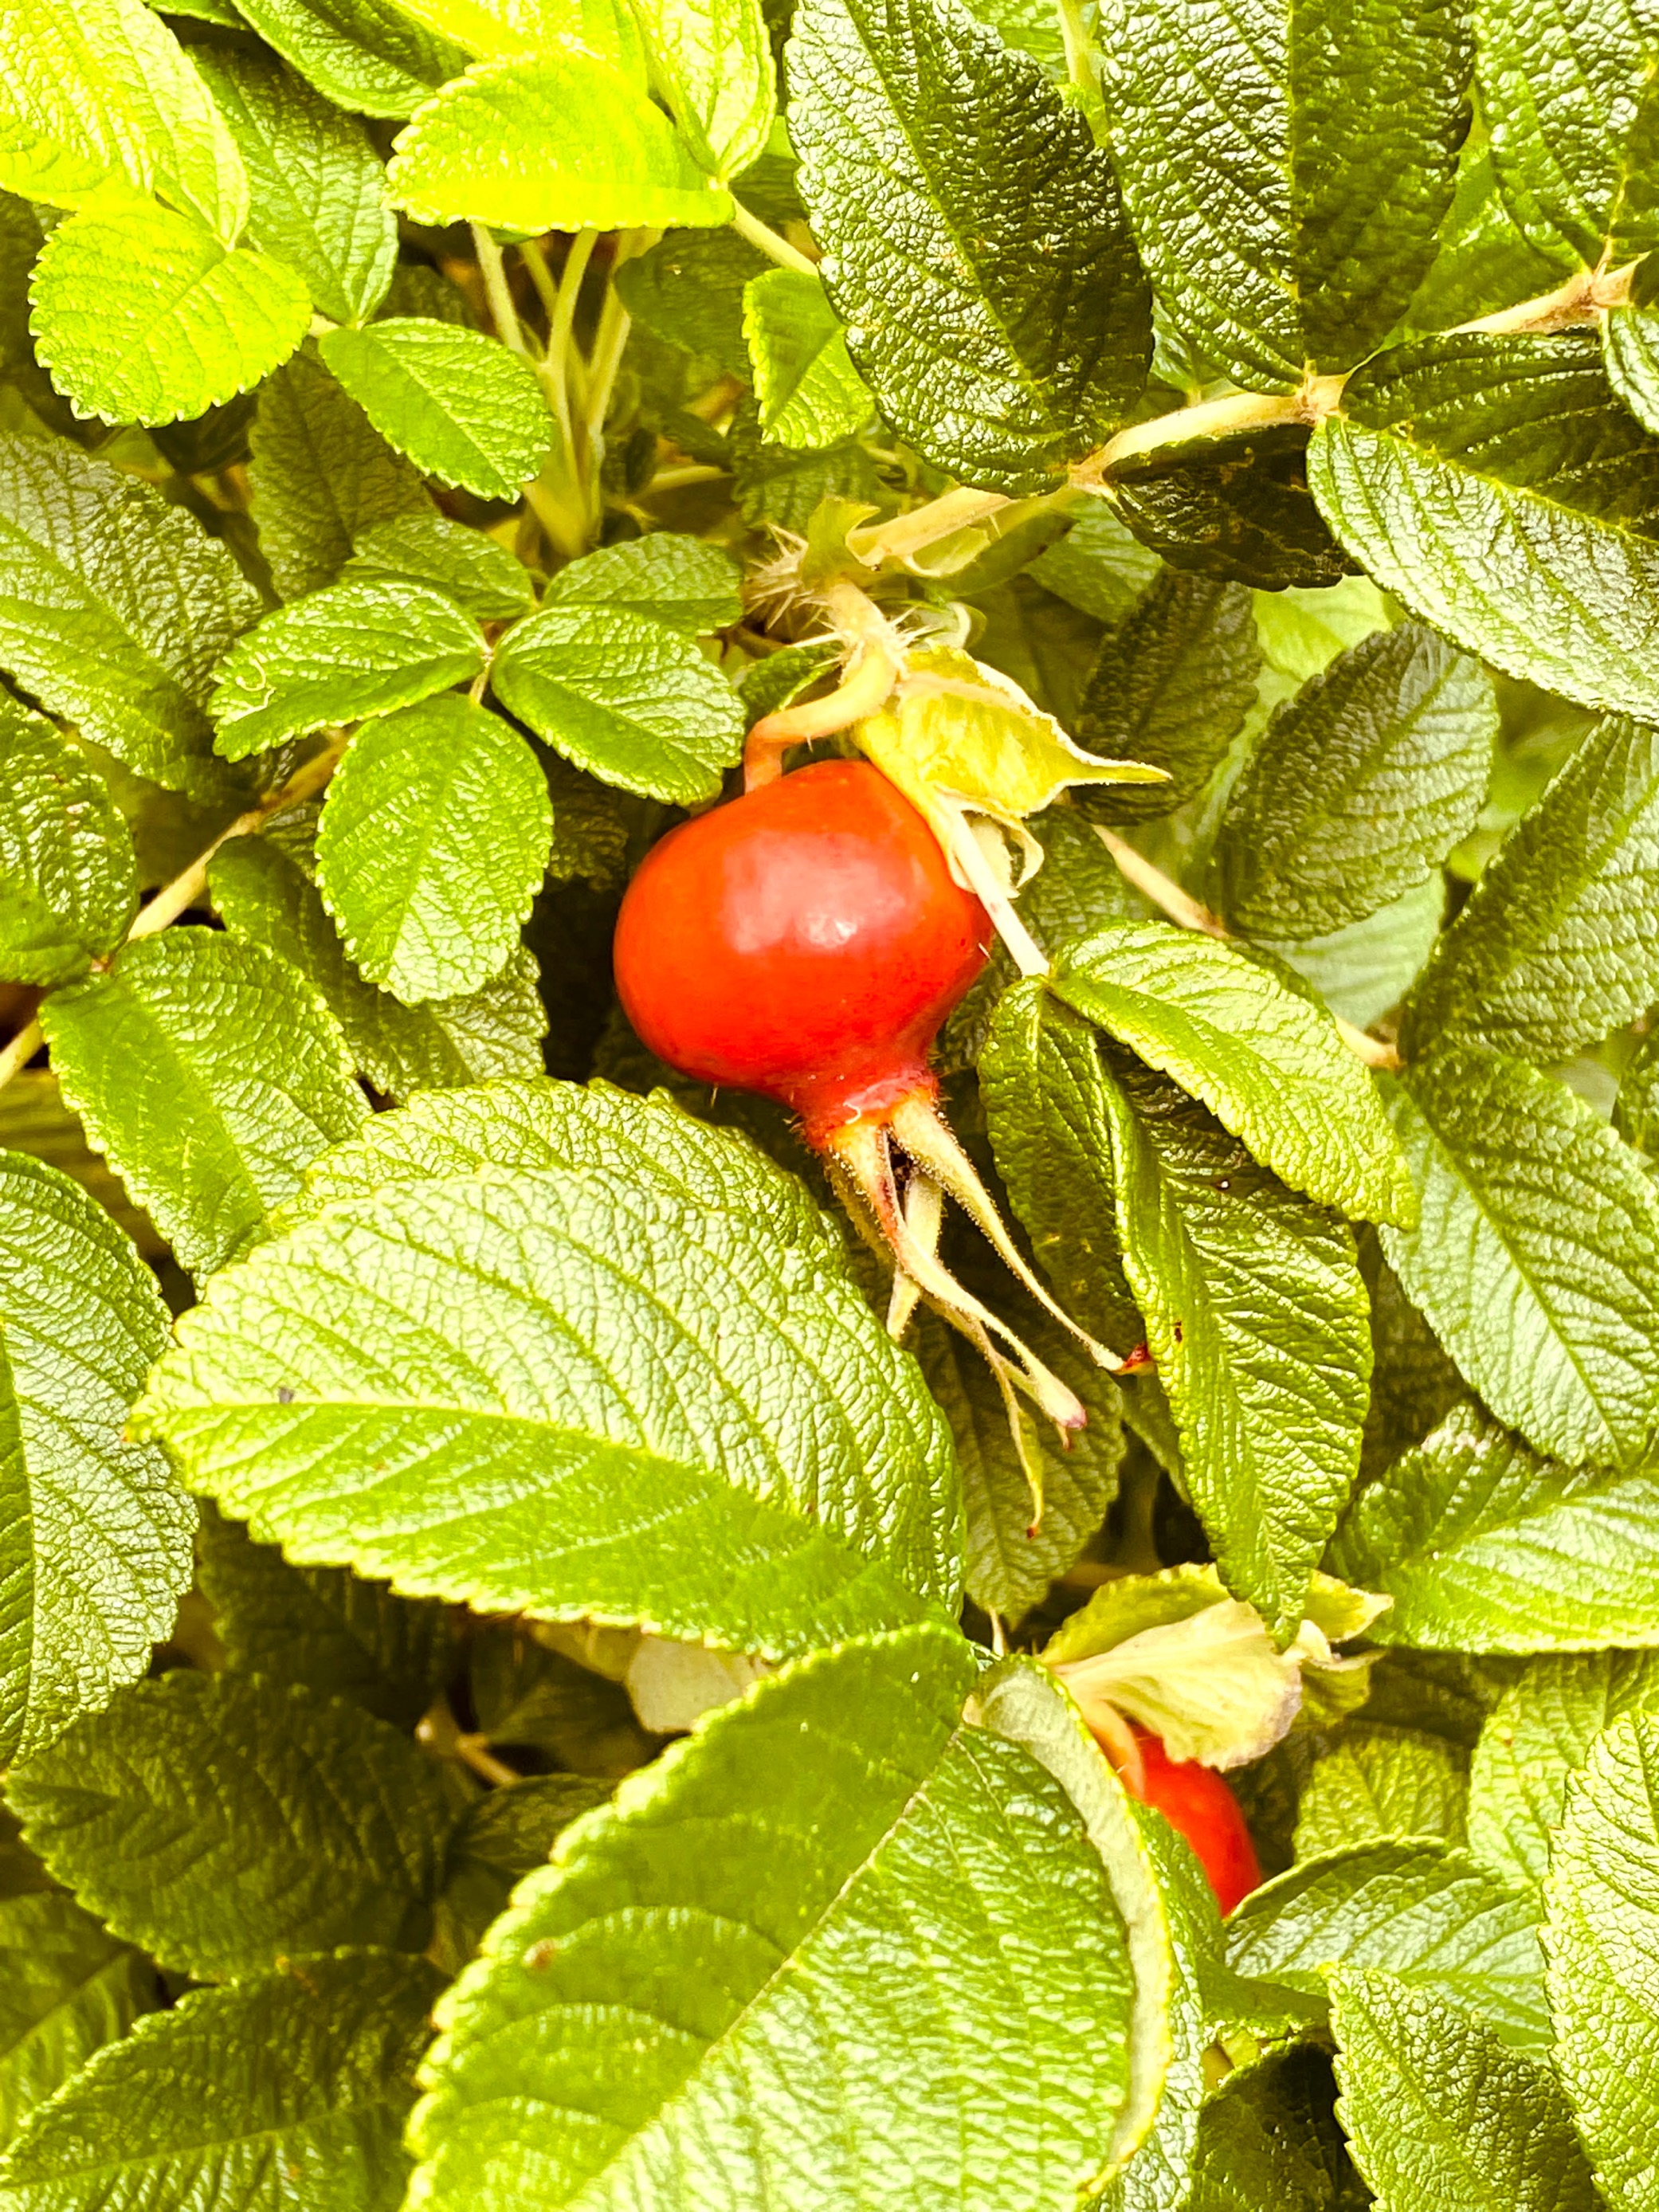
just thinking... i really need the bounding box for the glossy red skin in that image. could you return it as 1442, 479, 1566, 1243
1125, 1731, 1262, 1916
613, 760, 991, 1140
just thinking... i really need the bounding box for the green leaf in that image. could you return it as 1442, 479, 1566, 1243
1073, 575, 1261, 825
1471, 0, 1659, 264
0, 1151, 192, 1766
1329, 1966, 1599, 2212
386, 53, 732, 231
1309, 332, 1659, 725
1215, 623, 1496, 940
469, 1622, 657, 1778
318, 319, 553, 499
1189, 2045, 1367, 2212
210, 578, 484, 759
790, 0, 1149, 494
1605, 304, 1659, 437
188, 48, 398, 327
1263, 877, 1444, 1031
197, 1503, 452, 1731
741, 268, 873, 448
978, 982, 1147, 1353
629, 0, 774, 180
1545, 1710, 1659, 2212
613, 225, 769, 378
1614, 1022, 1659, 1155
344, 512, 534, 621
1407, 147, 1577, 333
386, 0, 647, 67
1467, 1651, 1659, 1889
0, 0, 246, 234
986, 990, 1371, 1640
132, 1096, 962, 1657
1027, 501, 1163, 626
8, 1671, 453, 1979
0, 1950, 441, 2210
1094, 0, 1471, 382
281, 1075, 830, 1243
1293, 1726, 1468, 1861
0, 1892, 157, 2149
1111, 428, 1355, 592
29, 201, 311, 428
315, 696, 551, 1003
0, 433, 257, 798
491, 602, 745, 802
0, 709, 137, 986
1404, 712, 1659, 1065
539, 531, 743, 633
1331, 1399, 1659, 1653
1378, 1047, 1659, 1467
233, 0, 471, 118
433, 1772, 609, 1971
1226, 1839, 1548, 2048
1050, 921, 1415, 1226
249, 344, 434, 602
210, 830, 548, 1097
409, 1624, 1138, 2210
41, 928, 367, 1281
912, 1288, 1124, 1622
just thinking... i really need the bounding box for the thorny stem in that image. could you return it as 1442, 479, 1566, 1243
1093, 825, 1404, 1071
0, 736, 351, 1102
729, 198, 820, 277
471, 224, 530, 357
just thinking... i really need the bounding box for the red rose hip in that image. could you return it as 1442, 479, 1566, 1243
614, 759, 990, 1143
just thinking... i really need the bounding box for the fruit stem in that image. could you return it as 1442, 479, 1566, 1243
887, 1090, 1128, 1373
744, 578, 906, 788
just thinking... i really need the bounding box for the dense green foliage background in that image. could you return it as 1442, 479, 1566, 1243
0, 0, 1657, 2204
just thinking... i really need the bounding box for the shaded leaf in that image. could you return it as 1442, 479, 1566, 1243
0, 1892, 157, 2150
790, 0, 1150, 492
196, 1503, 452, 1732
0, 709, 137, 986
8, 1671, 453, 1979
1074, 575, 1261, 825
1405, 712, 1659, 1065
249, 345, 433, 603
1310, 332, 1659, 725
1331, 1399, 1659, 1653
0, 1951, 441, 2210
742, 267, 873, 448
41, 928, 367, 1281
0, 1152, 192, 1766
1379, 1047, 1659, 1467
1216, 623, 1496, 939
1294, 1726, 1468, 1860
0, 433, 257, 798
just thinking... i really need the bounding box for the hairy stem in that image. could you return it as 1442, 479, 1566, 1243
730, 198, 819, 276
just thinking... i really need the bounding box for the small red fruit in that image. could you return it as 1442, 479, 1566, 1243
613, 759, 990, 1143
1121, 1729, 1262, 1915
